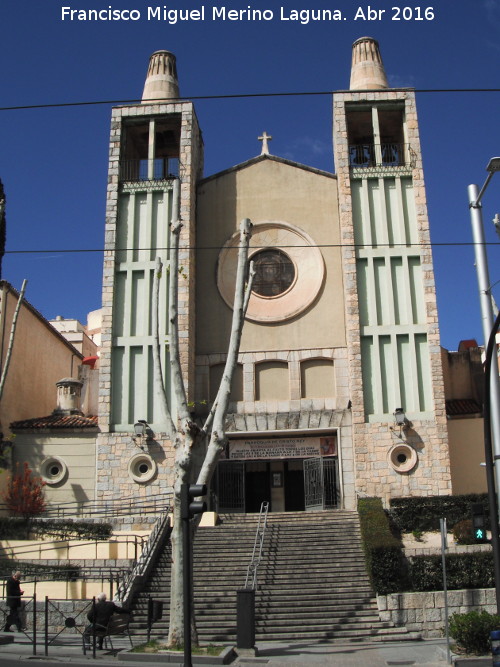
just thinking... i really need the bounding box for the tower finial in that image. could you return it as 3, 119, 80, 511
142, 50, 179, 102
349, 37, 388, 91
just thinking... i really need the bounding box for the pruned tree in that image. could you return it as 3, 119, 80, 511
152, 178, 255, 647
3, 461, 46, 519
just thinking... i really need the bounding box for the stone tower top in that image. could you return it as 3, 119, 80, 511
349, 37, 388, 90
142, 50, 179, 102
54, 378, 83, 416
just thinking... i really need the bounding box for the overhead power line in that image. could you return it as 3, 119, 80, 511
1, 88, 500, 112
4, 241, 500, 256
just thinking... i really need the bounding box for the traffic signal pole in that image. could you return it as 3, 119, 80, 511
482, 309, 500, 614
180, 483, 207, 667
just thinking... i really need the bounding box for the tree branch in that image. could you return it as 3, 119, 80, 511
0, 280, 27, 401
198, 219, 253, 484
168, 178, 190, 423
152, 257, 176, 437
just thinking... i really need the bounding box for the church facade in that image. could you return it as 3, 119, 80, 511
94, 38, 452, 512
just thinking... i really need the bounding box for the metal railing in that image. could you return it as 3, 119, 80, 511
0, 492, 172, 519
349, 142, 408, 168
244, 501, 269, 590
115, 510, 171, 605
1, 569, 129, 598
0, 534, 147, 562
119, 158, 179, 182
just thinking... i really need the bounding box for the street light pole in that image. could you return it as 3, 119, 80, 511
468, 156, 500, 613
482, 309, 500, 613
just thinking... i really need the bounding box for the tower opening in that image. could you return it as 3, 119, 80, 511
120, 116, 181, 182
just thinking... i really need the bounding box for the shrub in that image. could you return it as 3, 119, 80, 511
453, 519, 475, 545
3, 462, 46, 518
408, 552, 494, 591
389, 494, 489, 533
358, 497, 407, 594
449, 610, 500, 655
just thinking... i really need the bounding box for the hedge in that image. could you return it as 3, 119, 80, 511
358, 497, 408, 595
389, 494, 489, 533
0, 518, 112, 541
358, 497, 495, 594
408, 552, 494, 591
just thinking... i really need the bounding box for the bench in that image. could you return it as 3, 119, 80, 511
82, 613, 133, 653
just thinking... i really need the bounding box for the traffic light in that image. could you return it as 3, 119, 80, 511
471, 502, 488, 543
180, 483, 207, 520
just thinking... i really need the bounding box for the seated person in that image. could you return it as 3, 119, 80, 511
84, 592, 129, 649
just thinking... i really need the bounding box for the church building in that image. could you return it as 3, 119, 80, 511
92, 38, 452, 511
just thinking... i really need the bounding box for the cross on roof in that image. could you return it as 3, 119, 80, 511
258, 131, 272, 155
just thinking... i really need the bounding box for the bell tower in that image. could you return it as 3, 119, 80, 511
97, 51, 203, 500
333, 38, 451, 501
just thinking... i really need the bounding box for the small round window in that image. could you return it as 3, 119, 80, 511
251, 249, 295, 297
40, 457, 68, 485
128, 454, 157, 484
387, 444, 418, 473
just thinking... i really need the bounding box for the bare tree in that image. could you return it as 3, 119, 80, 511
152, 178, 255, 647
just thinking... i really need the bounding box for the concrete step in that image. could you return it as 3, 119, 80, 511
129, 510, 412, 643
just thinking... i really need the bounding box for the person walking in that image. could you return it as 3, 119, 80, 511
3, 571, 24, 632
84, 592, 129, 649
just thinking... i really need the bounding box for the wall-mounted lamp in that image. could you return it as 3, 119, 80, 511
393, 408, 407, 427
132, 420, 150, 449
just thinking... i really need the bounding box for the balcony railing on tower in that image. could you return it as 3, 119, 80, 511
119, 158, 179, 182
349, 143, 409, 168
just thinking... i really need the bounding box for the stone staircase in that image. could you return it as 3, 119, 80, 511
129, 511, 416, 643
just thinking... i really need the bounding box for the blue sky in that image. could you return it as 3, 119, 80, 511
1, 0, 500, 350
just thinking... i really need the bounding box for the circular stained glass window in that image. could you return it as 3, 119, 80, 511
251, 249, 295, 297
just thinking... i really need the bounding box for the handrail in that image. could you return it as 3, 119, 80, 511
0, 534, 147, 562
0, 493, 172, 519
114, 511, 171, 605
244, 501, 269, 590
0, 492, 172, 519
1, 568, 129, 600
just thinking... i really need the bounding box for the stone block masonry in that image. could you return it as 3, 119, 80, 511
377, 588, 497, 637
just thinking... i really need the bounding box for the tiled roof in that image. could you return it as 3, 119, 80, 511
10, 414, 98, 430
445, 399, 482, 417
458, 339, 479, 352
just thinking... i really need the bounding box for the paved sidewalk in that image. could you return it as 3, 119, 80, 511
0, 632, 463, 666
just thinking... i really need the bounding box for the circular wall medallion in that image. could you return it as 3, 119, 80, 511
387, 444, 418, 473
128, 454, 157, 484
217, 222, 325, 323
40, 457, 68, 485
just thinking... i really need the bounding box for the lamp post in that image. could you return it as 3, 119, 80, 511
468, 157, 500, 613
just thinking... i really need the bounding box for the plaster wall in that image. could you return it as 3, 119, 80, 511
447, 417, 487, 494
11, 432, 97, 506
441, 347, 483, 403
0, 286, 82, 436
196, 158, 344, 354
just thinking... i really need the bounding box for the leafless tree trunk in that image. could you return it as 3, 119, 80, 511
152, 180, 254, 646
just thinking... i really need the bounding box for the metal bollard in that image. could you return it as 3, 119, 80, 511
491, 630, 500, 667
237, 589, 255, 650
